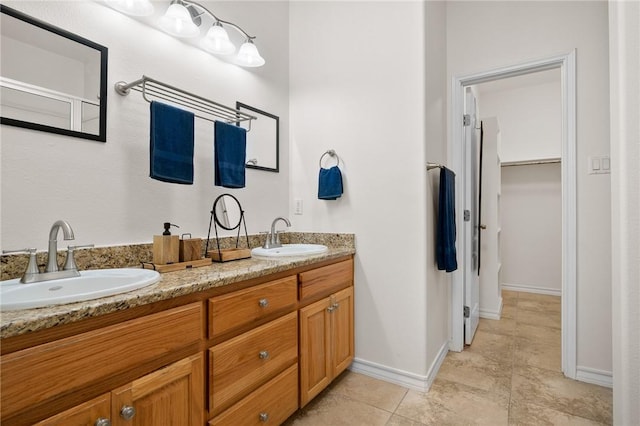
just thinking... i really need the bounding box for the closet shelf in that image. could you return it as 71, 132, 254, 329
114, 75, 257, 126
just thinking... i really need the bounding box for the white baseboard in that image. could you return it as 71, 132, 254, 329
349, 341, 449, 392
575, 366, 613, 388
502, 282, 562, 297
480, 297, 503, 320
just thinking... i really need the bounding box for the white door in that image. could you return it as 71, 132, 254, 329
464, 88, 480, 345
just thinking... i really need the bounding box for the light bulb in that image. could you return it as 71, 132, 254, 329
105, 0, 154, 16
201, 24, 236, 55
158, 2, 200, 38
236, 40, 265, 67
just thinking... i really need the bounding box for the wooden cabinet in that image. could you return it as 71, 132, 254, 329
1, 255, 354, 425
34, 353, 204, 426
208, 277, 299, 424
111, 353, 204, 426
33, 394, 111, 426
299, 286, 354, 407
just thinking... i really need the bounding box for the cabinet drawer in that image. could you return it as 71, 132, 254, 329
299, 259, 353, 304
208, 275, 297, 339
209, 363, 299, 426
209, 311, 298, 416
1, 303, 203, 421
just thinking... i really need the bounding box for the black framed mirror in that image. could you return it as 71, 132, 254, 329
213, 194, 243, 231
236, 102, 279, 172
0, 5, 108, 142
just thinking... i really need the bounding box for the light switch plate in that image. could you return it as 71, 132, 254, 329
294, 199, 303, 215
588, 156, 611, 174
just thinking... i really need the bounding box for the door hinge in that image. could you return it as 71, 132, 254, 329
463, 114, 471, 126
464, 210, 471, 221
463, 306, 470, 318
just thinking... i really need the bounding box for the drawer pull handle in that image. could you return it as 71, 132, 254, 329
95, 418, 111, 426
258, 298, 269, 308
259, 350, 270, 360
120, 405, 136, 421
259, 412, 269, 422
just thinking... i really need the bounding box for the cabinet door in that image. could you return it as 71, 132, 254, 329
111, 353, 204, 426
299, 297, 332, 407
33, 393, 111, 426
331, 286, 354, 377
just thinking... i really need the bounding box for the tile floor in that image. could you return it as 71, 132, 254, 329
284, 290, 613, 425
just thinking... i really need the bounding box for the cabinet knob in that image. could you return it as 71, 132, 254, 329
327, 306, 335, 313
120, 405, 136, 421
259, 350, 270, 360
258, 298, 269, 308
95, 418, 111, 426
259, 412, 269, 422
333, 302, 340, 309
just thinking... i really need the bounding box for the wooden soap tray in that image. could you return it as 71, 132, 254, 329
141, 258, 212, 273
208, 248, 251, 263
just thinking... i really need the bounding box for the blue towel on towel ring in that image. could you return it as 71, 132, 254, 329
214, 121, 247, 188
149, 101, 195, 184
318, 166, 343, 200
436, 167, 458, 272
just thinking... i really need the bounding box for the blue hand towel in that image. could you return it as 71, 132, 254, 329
436, 167, 458, 272
214, 121, 246, 188
318, 166, 343, 200
150, 101, 194, 184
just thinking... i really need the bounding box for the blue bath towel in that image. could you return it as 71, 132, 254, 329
436, 167, 458, 272
318, 166, 343, 200
214, 121, 246, 188
150, 101, 194, 184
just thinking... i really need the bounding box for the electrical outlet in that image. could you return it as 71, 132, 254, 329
294, 199, 303, 215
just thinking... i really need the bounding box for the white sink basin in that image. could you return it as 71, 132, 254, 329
0, 268, 161, 311
251, 244, 328, 258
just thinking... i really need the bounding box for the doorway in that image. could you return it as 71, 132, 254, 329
448, 51, 578, 379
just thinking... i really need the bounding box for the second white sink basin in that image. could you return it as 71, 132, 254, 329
251, 244, 328, 258
0, 268, 161, 311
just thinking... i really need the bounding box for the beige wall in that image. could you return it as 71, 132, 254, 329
1, 1, 290, 250
500, 163, 562, 293
447, 1, 612, 374
290, 1, 450, 387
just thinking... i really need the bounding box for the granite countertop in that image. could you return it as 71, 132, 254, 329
1, 235, 354, 340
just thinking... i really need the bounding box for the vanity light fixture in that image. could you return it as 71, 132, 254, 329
107, 0, 265, 67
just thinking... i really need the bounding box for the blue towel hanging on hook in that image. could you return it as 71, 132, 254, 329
436, 167, 458, 272
318, 166, 343, 200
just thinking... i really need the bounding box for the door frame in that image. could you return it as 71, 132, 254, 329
448, 51, 577, 379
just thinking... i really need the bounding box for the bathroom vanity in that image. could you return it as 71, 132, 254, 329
0, 247, 354, 426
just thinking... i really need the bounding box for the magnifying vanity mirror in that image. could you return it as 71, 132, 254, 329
0, 5, 108, 142
213, 194, 243, 231
206, 194, 251, 262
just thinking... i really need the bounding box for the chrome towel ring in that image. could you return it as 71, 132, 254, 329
319, 149, 340, 168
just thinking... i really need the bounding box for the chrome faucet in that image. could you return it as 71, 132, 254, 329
263, 217, 291, 249
46, 220, 75, 272
2, 220, 93, 284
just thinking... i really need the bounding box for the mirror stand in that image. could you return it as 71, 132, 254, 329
206, 194, 251, 262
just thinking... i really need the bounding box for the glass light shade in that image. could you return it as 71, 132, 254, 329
201, 25, 236, 55
158, 3, 200, 38
106, 0, 154, 16
236, 41, 265, 67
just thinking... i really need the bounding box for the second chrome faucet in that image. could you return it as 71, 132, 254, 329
262, 217, 291, 249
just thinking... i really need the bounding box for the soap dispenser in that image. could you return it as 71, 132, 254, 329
153, 222, 179, 264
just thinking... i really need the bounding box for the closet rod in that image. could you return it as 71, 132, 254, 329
114, 75, 257, 126
501, 158, 561, 167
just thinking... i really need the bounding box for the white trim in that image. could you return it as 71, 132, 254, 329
449, 51, 577, 380
480, 296, 503, 320
349, 341, 449, 392
576, 366, 613, 388
502, 283, 562, 297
